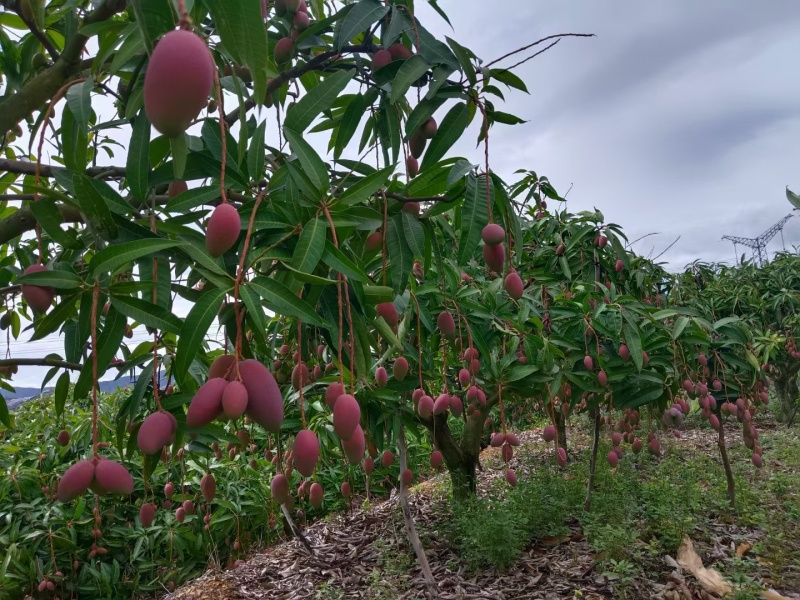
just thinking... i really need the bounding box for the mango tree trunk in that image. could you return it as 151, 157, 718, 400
423, 399, 494, 500
773, 369, 799, 424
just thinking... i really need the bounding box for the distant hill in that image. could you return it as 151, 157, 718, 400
3, 372, 164, 411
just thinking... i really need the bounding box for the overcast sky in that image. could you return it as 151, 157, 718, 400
417, 0, 800, 268
6, 0, 800, 388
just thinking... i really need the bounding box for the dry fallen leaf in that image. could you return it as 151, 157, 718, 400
677, 537, 732, 596
736, 542, 752, 557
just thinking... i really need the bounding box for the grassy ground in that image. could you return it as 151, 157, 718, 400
391, 415, 800, 599
168, 410, 800, 600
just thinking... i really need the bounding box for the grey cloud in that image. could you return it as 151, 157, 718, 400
418, 0, 800, 269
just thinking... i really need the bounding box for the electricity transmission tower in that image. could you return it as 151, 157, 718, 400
722, 214, 793, 266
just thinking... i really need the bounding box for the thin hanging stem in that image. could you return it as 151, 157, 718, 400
35, 77, 87, 263
212, 67, 228, 204
90, 283, 100, 457
150, 208, 162, 410
176, 0, 192, 30
233, 190, 266, 374
322, 205, 345, 388
474, 99, 493, 224
297, 314, 306, 429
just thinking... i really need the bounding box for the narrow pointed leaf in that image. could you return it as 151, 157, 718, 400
284, 128, 329, 196
175, 288, 228, 389
285, 69, 356, 133
110, 295, 183, 334
90, 239, 184, 276
420, 102, 470, 171
249, 276, 327, 327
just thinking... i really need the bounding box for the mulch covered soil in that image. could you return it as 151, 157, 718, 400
165, 425, 800, 600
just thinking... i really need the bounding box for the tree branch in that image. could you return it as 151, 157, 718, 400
0, 201, 82, 245
484, 33, 595, 69
0, 158, 126, 179
0, 0, 121, 135
0, 357, 82, 371
13, 1, 61, 61
223, 44, 378, 126
384, 192, 455, 204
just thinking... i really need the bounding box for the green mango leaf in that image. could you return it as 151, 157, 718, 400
28, 198, 81, 249
386, 213, 413, 291
457, 174, 489, 265
61, 104, 88, 172
206, 0, 269, 105
334, 0, 389, 51
322, 241, 370, 284
420, 101, 470, 171
334, 93, 367, 160
291, 217, 327, 275
249, 276, 327, 327
31, 294, 79, 342
129, 0, 174, 55
110, 295, 183, 334
167, 185, 221, 213
126, 113, 151, 202
390, 55, 430, 104
247, 120, 267, 182
623, 322, 643, 372
54, 371, 70, 418
175, 287, 229, 389
285, 69, 356, 134
335, 165, 394, 206
17, 269, 83, 289
401, 211, 425, 259
446, 37, 476, 86
73, 305, 127, 399
73, 174, 118, 240
284, 128, 329, 197
65, 79, 93, 132
90, 239, 184, 276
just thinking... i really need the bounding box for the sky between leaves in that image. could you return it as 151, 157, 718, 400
4, 0, 800, 388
